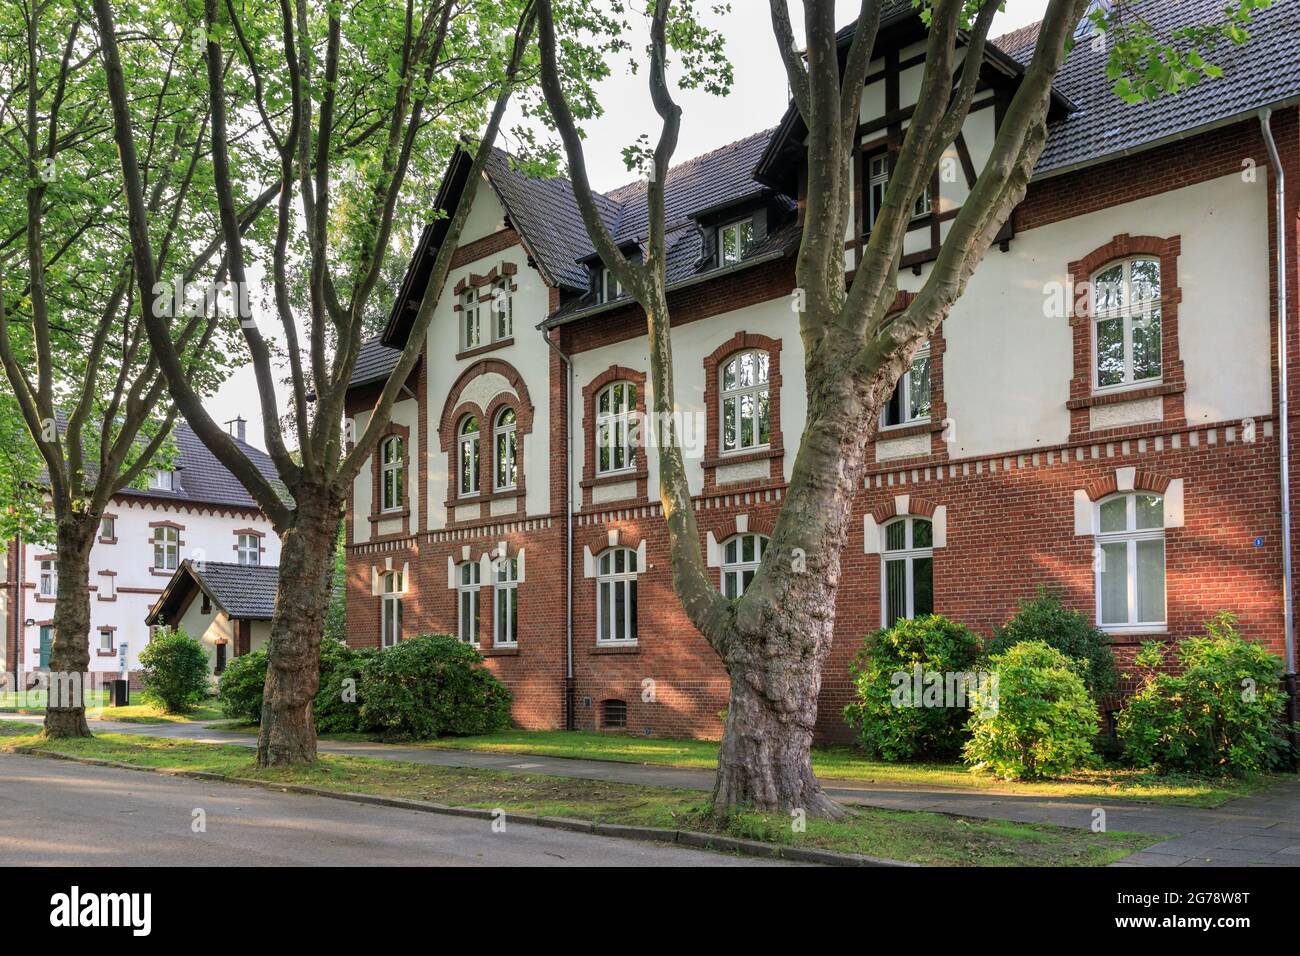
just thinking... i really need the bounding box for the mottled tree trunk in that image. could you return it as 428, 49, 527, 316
44, 522, 95, 738
257, 488, 342, 766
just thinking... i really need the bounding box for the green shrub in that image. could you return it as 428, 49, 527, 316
984, 589, 1118, 700
216, 649, 267, 722
963, 641, 1099, 780
843, 614, 982, 761
1117, 613, 1290, 777
313, 639, 376, 734
359, 634, 512, 740
137, 627, 210, 714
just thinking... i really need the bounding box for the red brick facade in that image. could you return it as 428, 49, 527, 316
345, 112, 1300, 744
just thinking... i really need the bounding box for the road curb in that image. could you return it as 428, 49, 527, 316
9, 745, 914, 867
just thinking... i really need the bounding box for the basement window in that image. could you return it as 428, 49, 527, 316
601, 699, 628, 729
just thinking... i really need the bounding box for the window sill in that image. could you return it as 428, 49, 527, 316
150, 568, 178, 577
877, 420, 943, 440
703, 446, 783, 469
96, 648, 117, 657
98, 537, 117, 545
96, 595, 117, 603
1101, 628, 1169, 645
581, 467, 647, 489
482, 645, 519, 657
456, 337, 514, 361
369, 509, 410, 524
445, 489, 521, 509
592, 642, 639, 655
1067, 381, 1183, 410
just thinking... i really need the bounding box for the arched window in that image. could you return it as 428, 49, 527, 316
1092, 256, 1161, 389
596, 547, 638, 644
720, 349, 770, 452
882, 516, 933, 627
494, 408, 517, 491
1095, 492, 1165, 630
495, 556, 519, 646
381, 569, 403, 649
458, 561, 481, 644
458, 416, 480, 496
596, 381, 638, 475
380, 435, 404, 512
721, 533, 768, 598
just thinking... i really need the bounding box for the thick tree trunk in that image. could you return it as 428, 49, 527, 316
710, 352, 881, 819
44, 522, 94, 738
713, 644, 846, 820
257, 488, 342, 766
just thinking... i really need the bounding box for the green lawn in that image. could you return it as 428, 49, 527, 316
0, 721, 1155, 866
0, 690, 221, 723
370, 728, 1270, 808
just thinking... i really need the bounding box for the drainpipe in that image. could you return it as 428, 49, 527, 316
1259, 107, 1298, 768
542, 327, 576, 730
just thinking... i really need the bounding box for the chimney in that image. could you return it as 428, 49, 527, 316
225, 416, 247, 442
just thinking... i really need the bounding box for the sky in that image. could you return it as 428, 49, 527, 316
205, 0, 1050, 451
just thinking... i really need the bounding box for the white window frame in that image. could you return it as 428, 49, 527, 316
867, 153, 930, 228
495, 556, 519, 646
721, 533, 768, 599
720, 349, 771, 454
880, 344, 932, 430
458, 561, 481, 645
153, 527, 178, 571
236, 534, 261, 566
880, 516, 934, 628
595, 267, 622, 304
100, 515, 115, 539
595, 381, 638, 476
381, 570, 403, 649
150, 469, 174, 491
380, 435, 404, 513
492, 278, 513, 340
719, 219, 753, 265
38, 559, 58, 597
458, 416, 480, 497
98, 628, 115, 653
100, 573, 116, 600
596, 548, 638, 644
494, 408, 517, 491
1090, 256, 1162, 393
1094, 492, 1167, 633
461, 288, 482, 351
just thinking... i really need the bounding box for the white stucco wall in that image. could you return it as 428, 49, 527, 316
19, 498, 277, 675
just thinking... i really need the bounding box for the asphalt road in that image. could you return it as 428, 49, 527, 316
0, 753, 794, 867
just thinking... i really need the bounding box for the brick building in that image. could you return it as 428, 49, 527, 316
343, 0, 1300, 742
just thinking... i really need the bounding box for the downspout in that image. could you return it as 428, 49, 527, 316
542, 327, 576, 730
1259, 107, 1298, 768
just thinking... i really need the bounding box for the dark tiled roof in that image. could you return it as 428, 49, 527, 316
993, 0, 1300, 176
350, 338, 405, 388
147, 560, 279, 623
116, 423, 285, 511
192, 561, 279, 619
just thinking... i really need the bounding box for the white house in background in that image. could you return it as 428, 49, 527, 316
1, 418, 282, 683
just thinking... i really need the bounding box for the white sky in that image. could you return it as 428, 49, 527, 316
206, 0, 1049, 451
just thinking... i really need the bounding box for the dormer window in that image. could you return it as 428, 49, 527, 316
595, 267, 622, 304
719, 219, 753, 265
150, 469, 174, 491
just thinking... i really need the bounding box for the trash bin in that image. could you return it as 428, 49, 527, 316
110, 679, 129, 707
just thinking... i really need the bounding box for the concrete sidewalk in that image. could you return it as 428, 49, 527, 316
8, 713, 1299, 866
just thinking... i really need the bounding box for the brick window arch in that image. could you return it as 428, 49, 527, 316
701, 332, 784, 491
438, 358, 534, 523
580, 365, 648, 508
1067, 234, 1185, 441
368, 422, 411, 538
